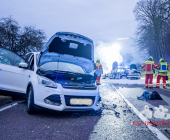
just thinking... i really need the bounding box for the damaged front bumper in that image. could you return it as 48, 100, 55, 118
34, 83, 101, 111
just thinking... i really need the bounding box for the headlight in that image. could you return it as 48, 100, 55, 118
37, 76, 57, 88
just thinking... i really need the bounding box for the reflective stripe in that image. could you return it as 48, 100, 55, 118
96, 80, 100, 84
96, 63, 101, 67
149, 84, 153, 87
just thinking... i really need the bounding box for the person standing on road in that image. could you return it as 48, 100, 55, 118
156, 58, 169, 88
95, 59, 103, 85
112, 61, 118, 79
142, 56, 157, 88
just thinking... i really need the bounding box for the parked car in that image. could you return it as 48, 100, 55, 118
0, 32, 101, 114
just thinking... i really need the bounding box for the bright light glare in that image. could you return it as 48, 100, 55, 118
117, 38, 129, 41
95, 42, 123, 73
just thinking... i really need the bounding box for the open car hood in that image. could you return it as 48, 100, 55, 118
39, 32, 94, 73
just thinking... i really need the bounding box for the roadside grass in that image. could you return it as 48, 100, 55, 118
0, 96, 9, 99
141, 71, 157, 79
141, 71, 145, 78
167, 71, 170, 87
0, 96, 12, 106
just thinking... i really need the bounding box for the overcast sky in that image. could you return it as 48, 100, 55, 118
0, 0, 142, 71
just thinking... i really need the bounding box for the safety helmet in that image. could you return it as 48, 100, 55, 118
148, 56, 153, 61
159, 58, 165, 63
96, 59, 100, 63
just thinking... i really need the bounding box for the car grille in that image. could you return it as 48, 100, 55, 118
64, 95, 95, 107
62, 85, 97, 90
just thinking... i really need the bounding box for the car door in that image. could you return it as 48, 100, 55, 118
0, 47, 30, 94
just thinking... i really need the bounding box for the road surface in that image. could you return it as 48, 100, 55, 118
1, 80, 170, 140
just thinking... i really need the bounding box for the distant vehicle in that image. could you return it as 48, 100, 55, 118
109, 66, 127, 79
107, 64, 141, 80
126, 64, 141, 80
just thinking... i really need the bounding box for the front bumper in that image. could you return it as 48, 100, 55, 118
34, 83, 101, 111
127, 75, 141, 78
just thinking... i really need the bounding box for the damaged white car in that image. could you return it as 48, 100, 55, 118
0, 32, 101, 114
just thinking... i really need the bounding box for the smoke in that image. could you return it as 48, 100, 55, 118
94, 41, 123, 73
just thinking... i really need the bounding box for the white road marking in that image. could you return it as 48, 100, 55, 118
0, 102, 18, 112
0, 100, 25, 112
112, 84, 169, 140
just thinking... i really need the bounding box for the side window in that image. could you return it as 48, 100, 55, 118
29, 56, 34, 71
0, 48, 25, 67
23, 53, 33, 62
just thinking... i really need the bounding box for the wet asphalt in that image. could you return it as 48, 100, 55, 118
115, 84, 170, 139
0, 83, 159, 140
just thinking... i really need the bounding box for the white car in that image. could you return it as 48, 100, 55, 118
126, 69, 141, 79
0, 32, 101, 114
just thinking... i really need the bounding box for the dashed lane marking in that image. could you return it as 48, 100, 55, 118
112, 84, 169, 140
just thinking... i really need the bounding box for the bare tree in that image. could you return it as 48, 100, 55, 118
133, 0, 170, 63
0, 16, 46, 56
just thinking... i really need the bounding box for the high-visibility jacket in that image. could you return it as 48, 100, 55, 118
142, 60, 157, 74
96, 62, 103, 75
157, 62, 169, 76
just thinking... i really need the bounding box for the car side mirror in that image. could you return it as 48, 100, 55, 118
18, 62, 28, 69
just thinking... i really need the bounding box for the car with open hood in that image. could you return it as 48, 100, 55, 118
0, 32, 101, 113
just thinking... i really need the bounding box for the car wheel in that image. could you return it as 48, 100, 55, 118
27, 86, 35, 114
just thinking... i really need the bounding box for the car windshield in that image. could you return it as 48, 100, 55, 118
40, 62, 85, 74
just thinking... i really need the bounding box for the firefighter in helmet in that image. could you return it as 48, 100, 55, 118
142, 56, 157, 88
156, 58, 169, 88
95, 59, 103, 85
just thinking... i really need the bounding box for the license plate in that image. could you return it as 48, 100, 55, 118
70, 98, 93, 106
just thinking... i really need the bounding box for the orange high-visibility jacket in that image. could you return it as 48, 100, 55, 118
142, 61, 157, 74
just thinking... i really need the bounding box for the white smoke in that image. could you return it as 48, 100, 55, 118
94, 41, 123, 73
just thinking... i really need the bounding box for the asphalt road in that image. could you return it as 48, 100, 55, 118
115, 84, 170, 139
0, 83, 164, 140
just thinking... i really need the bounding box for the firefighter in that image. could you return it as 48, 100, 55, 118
142, 56, 157, 88
156, 58, 169, 88
95, 59, 103, 85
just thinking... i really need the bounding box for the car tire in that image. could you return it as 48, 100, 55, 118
27, 86, 36, 114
